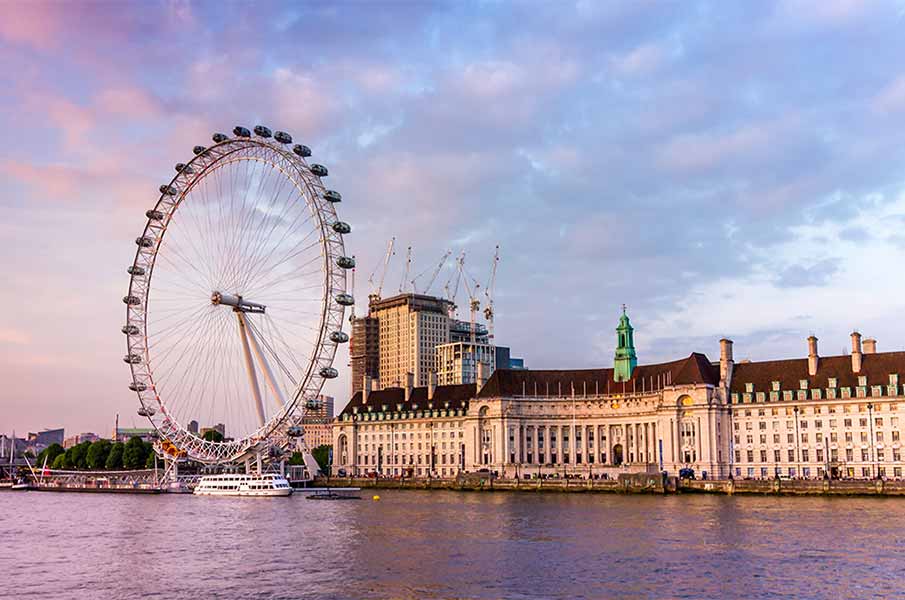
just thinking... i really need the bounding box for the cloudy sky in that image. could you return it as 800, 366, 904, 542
4, 0, 905, 435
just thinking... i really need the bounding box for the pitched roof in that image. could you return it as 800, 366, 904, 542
478, 353, 719, 398
730, 351, 905, 393
338, 383, 474, 417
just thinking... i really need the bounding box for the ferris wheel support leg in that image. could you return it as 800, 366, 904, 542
243, 315, 287, 413
236, 312, 267, 428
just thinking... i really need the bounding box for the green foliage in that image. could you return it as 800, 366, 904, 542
86, 440, 112, 470
202, 429, 223, 443
105, 442, 125, 470
145, 448, 157, 469
67, 441, 93, 470
37, 443, 65, 467
288, 451, 305, 466
51, 453, 67, 469
312, 445, 331, 471
122, 437, 148, 470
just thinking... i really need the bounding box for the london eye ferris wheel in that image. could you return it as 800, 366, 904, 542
122, 125, 354, 464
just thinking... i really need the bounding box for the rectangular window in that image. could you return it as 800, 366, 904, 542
788, 449, 795, 462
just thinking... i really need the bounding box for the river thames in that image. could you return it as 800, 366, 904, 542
3, 490, 903, 599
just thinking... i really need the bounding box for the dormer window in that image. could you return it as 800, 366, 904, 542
828, 378, 837, 388
799, 379, 808, 390
858, 376, 868, 387
890, 374, 899, 386
772, 381, 780, 392
745, 383, 754, 393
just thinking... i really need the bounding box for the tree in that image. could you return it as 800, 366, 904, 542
51, 453, 67, 469
312, 445, 331, 472
122, 437, 148, 470
288, 451, 305, 466
63, 441, 93, 470
106, 442, 125, 470
202, 429, 223, 443
86, 440, 112, 470
37, 443, 65, 467
145, 447, 157, 469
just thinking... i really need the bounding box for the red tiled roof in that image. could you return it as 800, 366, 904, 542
729, 351, 905, 393
478, 353, 719, 398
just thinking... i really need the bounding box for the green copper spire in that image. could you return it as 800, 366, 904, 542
614, 305, 637, 382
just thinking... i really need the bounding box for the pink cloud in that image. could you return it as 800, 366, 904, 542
872, 76, 905, 115
657, 124, 776, 173
0, 3, 63, 50
611, 43, 666, 76
96, 87, 162, 118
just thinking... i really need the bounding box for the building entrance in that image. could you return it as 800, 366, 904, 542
612, 444, 624, 466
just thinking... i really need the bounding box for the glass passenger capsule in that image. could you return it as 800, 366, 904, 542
310, 164, 328, 177
127, 265, 145, 276
137, 406, 156, 417
274, 131, 292, 144
135, 236, 154, 248
212, 132, 228, 143
123, 295, 142, 305
292, 144, 311, 157
122, 325, 140, 335
253, 125, 272, 137
233, 126, 251, 137
332, 221, 351, 234
174, 163, 194, 174
192, 145, 206, 155
159, 184, 177, 196
123, 354, 142, 364
146, 209, 164, 220
323, 190, 342, 203
336, 256, 355, 269
319, 367, 339, 379
129, 382, 147, 392
330, 331, 349, 343
287, 426, 304, 437
335, 293, 355, 306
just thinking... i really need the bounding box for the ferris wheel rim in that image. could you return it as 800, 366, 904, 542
122, 131, 351, 464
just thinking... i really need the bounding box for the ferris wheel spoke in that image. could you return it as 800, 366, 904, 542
239, 210, 319, 293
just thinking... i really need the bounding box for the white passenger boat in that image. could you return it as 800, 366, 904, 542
193, 473, 292, 497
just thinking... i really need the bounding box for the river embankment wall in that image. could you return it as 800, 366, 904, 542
315, 475, 905, 497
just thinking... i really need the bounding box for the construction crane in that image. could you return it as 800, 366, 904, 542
412, 250, 452, 295
368, 237, 395, 303
483, 245, 500, 340
443, 251, 465, 317
459, 257, 481, 345
398, 246, 412, 294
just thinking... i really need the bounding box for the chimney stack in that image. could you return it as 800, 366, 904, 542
719, 339, 734, 387
851, 331, 863, 373
807, 336, 819, 377
476, 361, 487, 393
863, 338, 877, 354
363, 375, 373, 404
404, 372, 414, 403
428, 371, 437, 401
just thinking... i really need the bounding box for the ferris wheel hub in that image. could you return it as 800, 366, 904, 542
211, 291, 266, 314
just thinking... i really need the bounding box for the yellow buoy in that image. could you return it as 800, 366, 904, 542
372, 495, 380, 501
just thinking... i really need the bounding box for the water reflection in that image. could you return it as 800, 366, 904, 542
2, 491, 904, 599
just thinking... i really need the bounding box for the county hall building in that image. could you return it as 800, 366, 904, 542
333, 310, 905, 480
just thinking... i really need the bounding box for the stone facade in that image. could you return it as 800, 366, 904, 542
333, 313, 905, 481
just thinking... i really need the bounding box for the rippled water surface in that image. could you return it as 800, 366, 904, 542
3, 489, 905, 599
